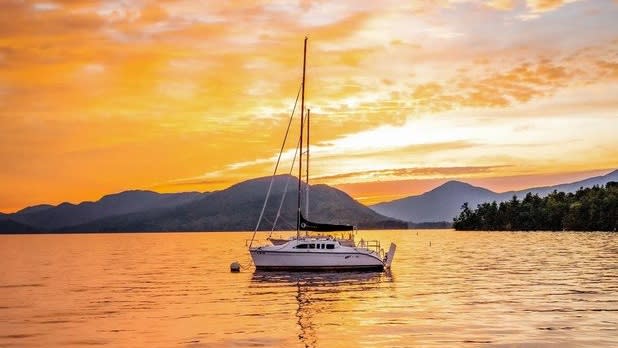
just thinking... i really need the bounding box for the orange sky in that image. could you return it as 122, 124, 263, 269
1, 0, 617, 212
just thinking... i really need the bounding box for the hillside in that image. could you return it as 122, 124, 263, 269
7, 190, 208, 231
0, 218, 38, 233
454, 182, 618, 231
371, 169, 618, 222
372, 181, 494, 223
60, 175, 406, 232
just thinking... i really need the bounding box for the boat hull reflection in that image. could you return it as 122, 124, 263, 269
250, 270, 394, 348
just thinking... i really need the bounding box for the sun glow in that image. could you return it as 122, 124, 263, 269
0, 0, 617, 212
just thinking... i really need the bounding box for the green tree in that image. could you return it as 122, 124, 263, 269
453, 182, 618, 231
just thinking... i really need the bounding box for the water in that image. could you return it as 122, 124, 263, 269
1, 230, 617, 347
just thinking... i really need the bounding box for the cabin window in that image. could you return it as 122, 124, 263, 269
309, 244, 315, 249
321, 244, 325, 249
296, 244, 308, 249
326, 244, 335, 249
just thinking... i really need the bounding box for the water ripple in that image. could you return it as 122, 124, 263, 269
0, 231, 617, 347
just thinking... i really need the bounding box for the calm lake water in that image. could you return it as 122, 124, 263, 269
1, 230, 617, 347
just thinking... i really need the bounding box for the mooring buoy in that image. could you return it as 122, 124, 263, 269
230, 261, 241, 273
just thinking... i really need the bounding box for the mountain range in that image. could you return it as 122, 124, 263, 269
1, 169, 616, 233
6, 190, 208, 230
0, 175, 406, 233
371, 169, 618, 222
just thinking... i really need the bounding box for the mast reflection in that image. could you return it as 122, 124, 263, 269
250, 271, 393, 348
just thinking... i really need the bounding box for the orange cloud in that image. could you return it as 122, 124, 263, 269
0, 0, 617, 212
315, 165, 511, 182
485, 0, 516, 10
526, 0, 577, 13
597, 60, 618, 79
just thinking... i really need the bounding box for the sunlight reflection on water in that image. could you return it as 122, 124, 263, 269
0, 230, 617, 347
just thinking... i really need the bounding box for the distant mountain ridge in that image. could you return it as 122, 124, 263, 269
371, 181, 495, 223
60, 175, 406, 232
16, 204, 54, 215
0, 175, 406, 233
501, 169, 618, 198
0, 219, 38, 233
2, 170, 616, 233
371, 169, 618, 223
2, 190, 209, 231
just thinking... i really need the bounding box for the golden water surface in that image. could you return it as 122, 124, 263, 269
1, 230, 617, 347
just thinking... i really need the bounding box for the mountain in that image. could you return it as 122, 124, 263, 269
60, 175, 406, 232
8, 190, 208, 231
502, 169, 618, 198
372, 181, 495, 223
7, 170, 614, 232
0, 219, 38, 233
371, 169, 618, 223
15, 204, 54, 215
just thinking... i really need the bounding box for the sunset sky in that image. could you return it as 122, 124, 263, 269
1, 0, 617, 212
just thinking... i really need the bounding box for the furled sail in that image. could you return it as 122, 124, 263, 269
300, 213, 354, 232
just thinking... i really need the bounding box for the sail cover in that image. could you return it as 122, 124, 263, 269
300, 214, 354, 232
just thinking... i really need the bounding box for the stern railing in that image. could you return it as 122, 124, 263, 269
356, 239, 385, 258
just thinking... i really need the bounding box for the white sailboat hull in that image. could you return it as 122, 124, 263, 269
250, 249, 384, 271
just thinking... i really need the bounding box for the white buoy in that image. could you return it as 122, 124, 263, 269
230, 261, 241, 273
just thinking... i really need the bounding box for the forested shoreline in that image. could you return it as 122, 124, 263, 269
453, 182, 617, 231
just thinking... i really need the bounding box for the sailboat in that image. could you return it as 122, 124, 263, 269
248, 37, 396, 271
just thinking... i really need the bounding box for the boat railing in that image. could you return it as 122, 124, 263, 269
356, 239, 384, 257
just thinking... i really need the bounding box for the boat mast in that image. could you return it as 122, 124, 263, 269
305, 108, 310, 220
297, 36, 307, 239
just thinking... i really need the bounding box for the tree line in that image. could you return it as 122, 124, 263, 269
453, 182, 617, 231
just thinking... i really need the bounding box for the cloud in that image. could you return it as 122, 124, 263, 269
152, 178, 228, 189
1, 0, 617, 211
482, 0, 578, 14
33, 2, 61, 12
596, 60, 618, 79
405, 58, 584, 112
83, 63, 105, 74
484, 0, 516, 10
314, 165, 512, 182
526, 0, 579, 13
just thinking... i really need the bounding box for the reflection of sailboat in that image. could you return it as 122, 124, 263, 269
295, 280, 317, 348
250, 270, 392, 285
250, 271, 393, 348
248, 37, 396, 271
